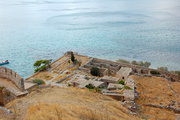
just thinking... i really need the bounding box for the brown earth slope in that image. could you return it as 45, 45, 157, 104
2, 87, 140, 120
130, 75, 180, 120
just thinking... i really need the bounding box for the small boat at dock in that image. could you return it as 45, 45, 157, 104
0, 60, 9, 66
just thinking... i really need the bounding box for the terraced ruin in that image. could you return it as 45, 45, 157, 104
0, 51, 180, 120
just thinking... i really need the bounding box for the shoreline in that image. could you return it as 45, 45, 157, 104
2, 51, 180, 79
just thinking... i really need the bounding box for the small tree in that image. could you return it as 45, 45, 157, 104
90, 67, 101, 76
71, 52, 75, 63
33, 59, 52, 73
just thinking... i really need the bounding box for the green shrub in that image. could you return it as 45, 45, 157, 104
131, 60, 151, 68
85, 84, 95, 89
116, 59, 130, 64
157, 67, 168, 72
124, 86, 132, 90
0, 87, 4, 91
33, 79, 45, 85
150, 70, 160, 75
131, 61, 139, 65
85, 84, 102, 92
170, 71, 180, 76
174, 71, 180, 75
140, 61, 151, 68
90, 67, 101, 76
95, 87, 101, 92
118, 80, 125, 85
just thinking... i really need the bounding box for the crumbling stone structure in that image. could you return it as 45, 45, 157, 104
78, 55, 179, 82
0, 67, 24, 91
0, 88, 16, 105
79, 58, 121, 76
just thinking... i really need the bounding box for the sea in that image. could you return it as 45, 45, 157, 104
0, 0, 180, 78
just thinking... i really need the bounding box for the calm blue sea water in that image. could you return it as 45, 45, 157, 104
0, 0, 180, 78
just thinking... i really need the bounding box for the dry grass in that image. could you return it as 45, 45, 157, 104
141, 106, 176, 120
33, 72, 54, 81
130, 75, 180, 120
74, 55, 91, 66
26, 103, 118, 120
5, 87, 140, 120
52, 75, 65, 81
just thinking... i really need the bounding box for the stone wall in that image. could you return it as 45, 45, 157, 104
0, 88, 16, 105
79, 58, 121, 76
0, 67, 24, 91
0, 89, 3, 105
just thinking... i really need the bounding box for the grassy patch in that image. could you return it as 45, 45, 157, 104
118, 80, 125, 85
85, 84, 103, 92
116, 59, 130, 64
171, 71, 180, 75
33, 79, 45, 85
124, 86, 132, 90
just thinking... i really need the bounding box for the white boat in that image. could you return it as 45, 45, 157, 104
0, 60, 9, 66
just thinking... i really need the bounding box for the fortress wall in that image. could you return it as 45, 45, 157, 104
92, 58, 120, 66
0, 67, 24, 91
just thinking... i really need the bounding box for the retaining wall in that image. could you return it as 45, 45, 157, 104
0, 67, 24, 91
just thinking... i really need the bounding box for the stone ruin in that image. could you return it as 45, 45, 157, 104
0, 67, 26, 105
78, 56, 179, 82
79, 58, 122, 76
0, 67, 25, 91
